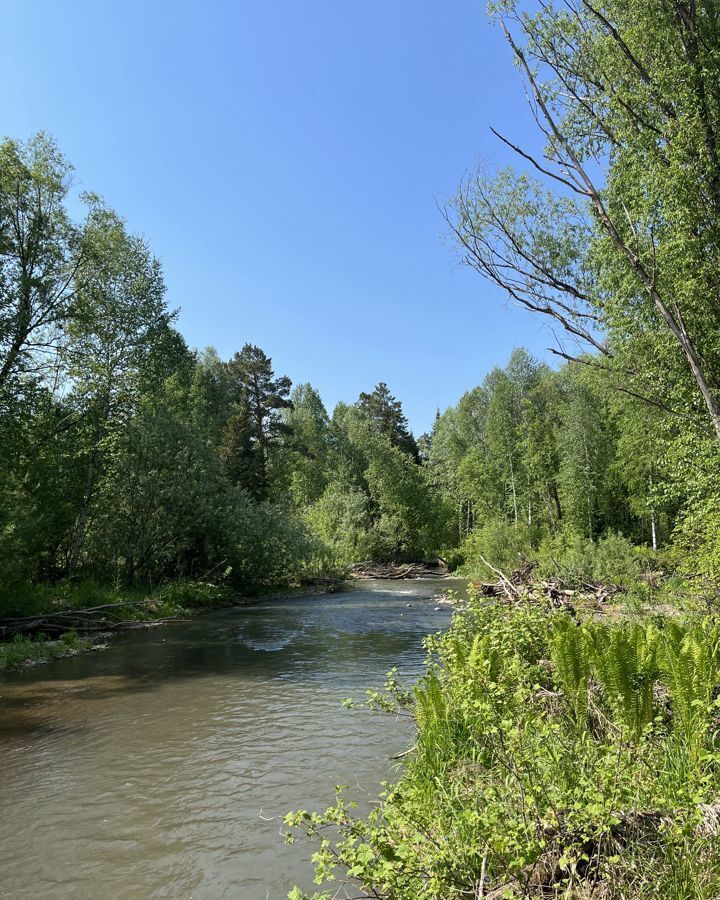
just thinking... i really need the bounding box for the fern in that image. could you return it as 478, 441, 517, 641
590, 621, 659, 738
660, 620, 720, 758
415, 672, 448, 732
550, 615, 591, 726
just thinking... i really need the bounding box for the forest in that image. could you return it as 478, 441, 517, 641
0, 132, 448, 620
2, 131, 718, 625
6, 0, 720, 896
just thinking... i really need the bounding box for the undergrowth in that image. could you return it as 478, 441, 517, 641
286, 591, 720, 899
0, 577, 247, 621
0, 632, 93, 671
457, 524, 675, 597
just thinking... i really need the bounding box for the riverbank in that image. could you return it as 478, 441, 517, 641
287, 571, 720, 899
0, 631, 108, 672
0, 577, 346, 672
0, 559, 465, 673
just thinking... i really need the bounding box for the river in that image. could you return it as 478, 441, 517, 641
0, 578, 458, 900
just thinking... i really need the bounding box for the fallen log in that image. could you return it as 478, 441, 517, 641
0, 599, 180, 639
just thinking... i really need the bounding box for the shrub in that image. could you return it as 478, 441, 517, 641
536, 529, 646, 587
673, 498, 720, 581
458, 519, 537, 578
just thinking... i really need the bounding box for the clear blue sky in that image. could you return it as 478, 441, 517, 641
2, 0, 554, 435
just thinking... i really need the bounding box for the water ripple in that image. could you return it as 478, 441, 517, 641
0, 579, 461, 899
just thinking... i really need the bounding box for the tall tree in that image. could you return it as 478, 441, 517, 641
0, 133, 82, 395
226, 343, 292, 499
447, 0, 720, 443
220, 400, 256, 494
557, 366, 622, 538
285, 383, 330, 506
63, 202, 175, 573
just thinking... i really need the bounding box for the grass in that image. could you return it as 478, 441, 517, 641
0, 631, 94, 672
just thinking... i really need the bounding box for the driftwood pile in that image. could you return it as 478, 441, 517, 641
350, 559, 451, 580
473, 557, 621, 613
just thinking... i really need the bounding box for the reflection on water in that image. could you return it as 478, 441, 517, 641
0, 579, 460, 900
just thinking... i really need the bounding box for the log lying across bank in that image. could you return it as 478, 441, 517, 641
0, 600, 184, 639
350, 559, 451, 580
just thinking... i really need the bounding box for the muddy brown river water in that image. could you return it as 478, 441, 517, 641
0, 579, 459, 899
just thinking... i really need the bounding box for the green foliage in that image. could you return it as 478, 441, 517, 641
550, 616, 591, 726
591, 621, 660, 739
287, 595, 720, 899
225, 343, 293, 499
152, 579, 238, 610
358, 382, 419, 460
283, 383, 331, 507
0, 632, 92, 672
1, 240, 457, 607
673, 496, 720, 581
458, 518, 536, 578
0, 134, 352, 610
440, 0, 720, 579
306, 484, 376, 566
302, 399, 452, 565
659, 620, 720, 760
0, 133, 79, 394
536, 530, 647, 587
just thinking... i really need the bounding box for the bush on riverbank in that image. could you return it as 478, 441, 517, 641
286, 588, 720, 898
0, 577, 239, 622
458, 522, 672, 594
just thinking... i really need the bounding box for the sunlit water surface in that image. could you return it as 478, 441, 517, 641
0, 579, 461, 899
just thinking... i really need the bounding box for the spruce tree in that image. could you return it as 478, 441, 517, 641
358, 382, 419, 461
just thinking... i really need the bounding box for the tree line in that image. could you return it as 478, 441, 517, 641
0, 137, 449, 617
5, 37, 720, 621
436, 0, 720, 584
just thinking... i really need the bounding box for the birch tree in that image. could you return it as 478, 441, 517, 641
447, 0, 720, 441
0, 134, 82, 396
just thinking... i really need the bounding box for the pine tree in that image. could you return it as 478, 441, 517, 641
226, 344, 292, 499
220, 401, 257, 495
